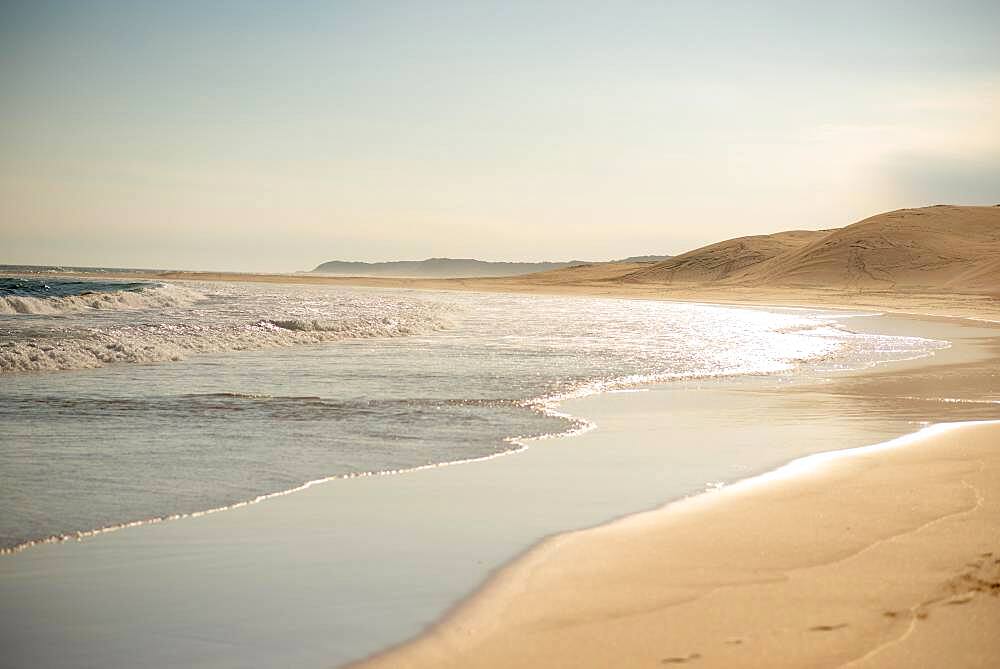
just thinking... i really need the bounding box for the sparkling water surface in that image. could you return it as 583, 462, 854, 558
0, 275, 945, 551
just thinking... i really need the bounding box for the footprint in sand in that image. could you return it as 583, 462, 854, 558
661, 652, 701, 664
809, 623, 849, 632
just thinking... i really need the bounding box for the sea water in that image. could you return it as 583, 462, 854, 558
0, 273, 945, 552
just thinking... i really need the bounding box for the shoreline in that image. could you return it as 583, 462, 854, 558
0, 392, 595, 557
352, 314, 1000, 668
2, 277, 998, 667
357, 418, 1000, 668
5, 266, 1000, 322
0, 299, 952, 557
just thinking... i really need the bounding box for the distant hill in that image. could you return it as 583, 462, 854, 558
613, 255, 673, 263
310, 255, 673, 278
311, 258, 580, 278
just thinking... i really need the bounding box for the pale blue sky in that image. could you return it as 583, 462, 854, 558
2, 1, 998, 271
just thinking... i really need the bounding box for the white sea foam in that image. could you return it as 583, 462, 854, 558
262, 316, 427, 335
0, 308, 451, 373
1, 278, 461, 374
0, 283, 203, 315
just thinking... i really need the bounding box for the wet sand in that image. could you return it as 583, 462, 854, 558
358, 420, 1000, 668
356, 315, 1000, 668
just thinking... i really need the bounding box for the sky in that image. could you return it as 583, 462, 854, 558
2, 1, 999, 272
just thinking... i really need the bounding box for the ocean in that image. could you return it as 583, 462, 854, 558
0, 271, 946, 553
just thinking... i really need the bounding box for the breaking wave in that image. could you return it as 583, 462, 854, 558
0, 275, 456, 374
261, 316, 433, 335
0, 282, 203, 315
0, 305, 452, 374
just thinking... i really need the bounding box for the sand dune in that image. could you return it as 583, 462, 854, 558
619, 205, 1000, 293
738, 205, 1000, 291
620, 229, 827, 284
512, 261, 655, 284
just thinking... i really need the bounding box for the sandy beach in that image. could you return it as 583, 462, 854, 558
2, 272, 998, 668
342, 297, 1000, 667
358, 419, 1000, 668
6, 2, 998, 664
5, 204, 1000, 667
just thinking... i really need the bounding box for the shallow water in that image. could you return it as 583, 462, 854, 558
0, 275, 945, 551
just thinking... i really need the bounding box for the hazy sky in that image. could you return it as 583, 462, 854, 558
2, 1, 998, 271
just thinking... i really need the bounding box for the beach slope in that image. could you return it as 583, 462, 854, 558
356, 421, 1000, 668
